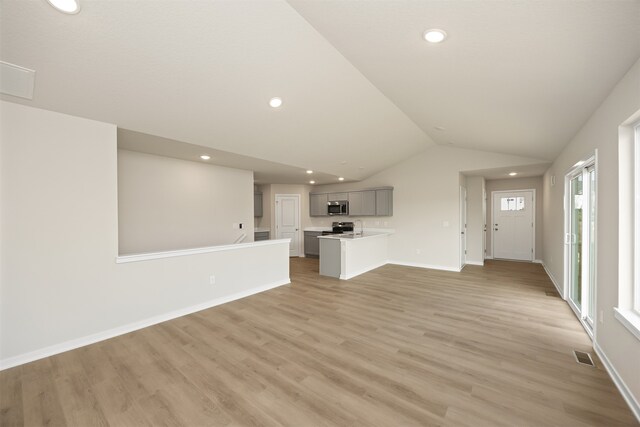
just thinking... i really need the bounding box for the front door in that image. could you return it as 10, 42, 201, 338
275, 194, 300, 257
492, 190, 534, 261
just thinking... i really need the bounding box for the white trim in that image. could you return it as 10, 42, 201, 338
116, 239, 291, 264
484, 255, 494, 260
465, 260, 484, 266
490, 189, 536, 261
593, 341, 640, 422
614, 308, 640, 341
542, 261, 563, 297
563, 154, 598, 332
340, 260, 388, 280
533, 259, 543, 264
388, 260, 461, 272
275, 193, 302, 257
0, 278, 290, 370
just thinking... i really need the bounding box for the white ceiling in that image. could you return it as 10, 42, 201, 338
288, 0, 640, 160
118, 128, 347, 185
462, 163, 551, 180
0, 0, 430, 181
2, 0, 639, 181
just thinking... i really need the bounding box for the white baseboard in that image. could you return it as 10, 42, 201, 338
340, 260, 388, 280
0, 278, 290, 371
387, 260, 461, 272
533, 259, 543, 264
465, 260, 484, 266
541, 261, 563, 297
484, 255, 494, 260
593, 342, 640, 422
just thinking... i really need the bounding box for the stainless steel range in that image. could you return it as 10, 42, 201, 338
321, 221, 354, 235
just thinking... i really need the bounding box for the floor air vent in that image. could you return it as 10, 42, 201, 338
573, 350, 595, 367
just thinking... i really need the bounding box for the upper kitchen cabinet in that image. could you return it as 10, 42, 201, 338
310, 193, 329, 216
254, 192, 263, 217
327, 192, 348, 202
375, 188, 393, 216
348, 190, 376, 216
310, 187, 393, 217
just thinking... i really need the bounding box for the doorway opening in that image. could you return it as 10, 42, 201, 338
491, 190, 535, 261
565, 157, 597, 334
275, 194, 301, 257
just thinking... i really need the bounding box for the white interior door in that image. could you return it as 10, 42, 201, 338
275, 194, 300, 257
460, 187, 467, 268
492, 190, 534, 261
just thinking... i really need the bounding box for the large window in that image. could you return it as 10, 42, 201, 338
615, 116, 640, 340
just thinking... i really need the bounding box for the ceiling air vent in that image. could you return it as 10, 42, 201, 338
0, 61, 36, 100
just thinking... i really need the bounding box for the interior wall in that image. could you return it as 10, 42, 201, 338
485, 176, 544, 260
118, 149, 254, 254
543, 57, 640, 408
313, 145, 545, 270
465, 176, 485, 265
0, 101, 290, 364
255, 184, 272, 230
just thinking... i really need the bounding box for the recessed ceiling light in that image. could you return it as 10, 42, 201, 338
309, 180, 315, 184
46, 0, 81, 14
269, 97, 283, 108
338, 177, 345, 181
306, 170, 313, 174
509, 172, 518, 176
423, 29, 447, 43
200, 155, 211, 160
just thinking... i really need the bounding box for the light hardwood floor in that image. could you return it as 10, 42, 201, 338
1, 259, 637, 426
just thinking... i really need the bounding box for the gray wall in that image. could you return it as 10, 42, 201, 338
465, 176, 486, 264
118, 149, 254, 254
543, 57, 640, 404
486, 176, 544, 260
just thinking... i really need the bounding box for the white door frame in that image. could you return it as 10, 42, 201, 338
275, 194, 302, 257
460, 186, 467, 269
563, 153, 597, 337
490, 189, 536, 261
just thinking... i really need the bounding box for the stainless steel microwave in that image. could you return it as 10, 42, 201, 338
328, 200, 349, 216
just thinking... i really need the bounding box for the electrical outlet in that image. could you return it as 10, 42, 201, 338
239, 223, 243, 229
209, 275, 216, 285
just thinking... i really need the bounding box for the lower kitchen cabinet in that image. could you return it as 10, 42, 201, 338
254, 231, 270, 241
304, 231, 322, 257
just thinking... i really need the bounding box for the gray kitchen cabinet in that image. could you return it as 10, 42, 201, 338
309, 193, 329, 216
327, 192, 348, 202
348, 190, 376, 216
254, 192, 263, 218
375, 188, 393, 216
304, 231, 322, 257
254, 231, 270, 241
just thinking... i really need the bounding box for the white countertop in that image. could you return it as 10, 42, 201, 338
317, 231, 392, 241
255, 228, 270, 233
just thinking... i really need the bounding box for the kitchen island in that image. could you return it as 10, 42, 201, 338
318, 231, 390, 280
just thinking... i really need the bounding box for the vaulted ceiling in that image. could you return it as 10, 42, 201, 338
2, 0, 639, 182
